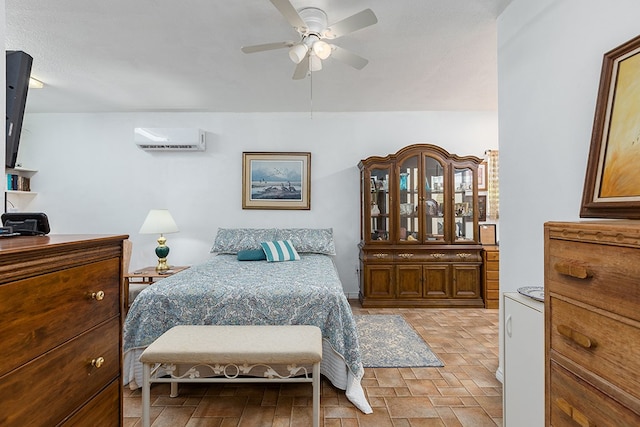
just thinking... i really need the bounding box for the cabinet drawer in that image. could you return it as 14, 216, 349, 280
546, 238, 640, 322
0, 317, 120, 427
549, 361, 640, 426
486, 270, 499, 281
362, 250, 394, 263
0, 258, 120, 376
549, 297, 640, 400
485, 251, 499, 262
62, 379, 121, 426
394, 251, 432, 262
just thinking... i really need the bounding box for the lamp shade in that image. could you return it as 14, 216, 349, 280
139, 209, 179, 234
312, 40, 332, 60
288, 43, 308, 64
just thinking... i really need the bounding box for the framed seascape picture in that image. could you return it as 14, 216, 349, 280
581, 34, 640, 218
242, 152, 311, 210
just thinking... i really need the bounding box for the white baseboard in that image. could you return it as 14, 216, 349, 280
495, 367, 504, 383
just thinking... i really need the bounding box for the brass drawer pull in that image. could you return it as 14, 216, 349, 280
555, 398, 595, 427
557, 324, 597, 349
91, 291, 105, 301
373, 253, 389, 259
91, 357, 105, 369
398, 253, 414, 258
554, 261, 592, 279
430, 253, 445, 259
456, 253, 471, 259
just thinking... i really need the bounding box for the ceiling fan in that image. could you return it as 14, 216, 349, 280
241, 0, 378, 80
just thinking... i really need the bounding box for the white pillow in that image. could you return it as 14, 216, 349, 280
260, 240, 300, 262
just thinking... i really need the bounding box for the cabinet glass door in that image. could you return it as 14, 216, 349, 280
454, 167, 475, 242
370, 168, 390, 241
424, 156, 445, 242
398, 156, 419, 242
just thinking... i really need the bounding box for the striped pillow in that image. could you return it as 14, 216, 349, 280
260, 240, 300, 262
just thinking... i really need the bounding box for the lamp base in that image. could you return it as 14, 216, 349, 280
156, 257, 170, 272
155, 234, 171, 272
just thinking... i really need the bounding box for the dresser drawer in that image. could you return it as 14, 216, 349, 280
485, 251, 499, 262
62, 379, 121, 426
0, 258, 120, 377
546, 238, 640, 322
549, 361, 640, 426
549, 297, 640, 401
0, 317, 120, 427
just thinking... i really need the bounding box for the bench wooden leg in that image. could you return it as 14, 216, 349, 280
142, 363, 151, 427
313, 362, 320, 427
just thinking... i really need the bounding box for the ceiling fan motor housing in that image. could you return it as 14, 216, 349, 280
298, 8, 328, 35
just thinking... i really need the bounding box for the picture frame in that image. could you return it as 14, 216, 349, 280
479, 224, 497, 245
242, 152, 311, 210
478, 161, 487, 191
478, 195, 487, 222
581, 34, 640, 219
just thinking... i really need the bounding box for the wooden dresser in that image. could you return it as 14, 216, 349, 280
544, 221, 640, 426
0, 234, 127, 426
482, 246, 499, 309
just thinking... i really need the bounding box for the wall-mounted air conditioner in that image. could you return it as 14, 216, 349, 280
134, 128, 206, 151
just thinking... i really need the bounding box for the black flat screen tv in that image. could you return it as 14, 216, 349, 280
6, 50, 33, 168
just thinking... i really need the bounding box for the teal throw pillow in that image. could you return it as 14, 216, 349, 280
237, 249, 267, 261
260, 240, 300, 262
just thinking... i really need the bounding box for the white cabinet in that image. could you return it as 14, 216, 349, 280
503, 292, 544, 427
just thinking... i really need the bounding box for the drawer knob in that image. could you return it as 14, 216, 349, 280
555, 398, 595, 427
91, 291, 105, 301
91, 357, 105, 369
457, 253, 471, 259
557, 324, 597, 349
373, 253, 389, 258
554, 261, 592, 279
430, 253, 445, 259
398, 253, 414, 258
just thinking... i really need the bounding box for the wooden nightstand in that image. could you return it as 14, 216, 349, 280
124, 265, 189, 308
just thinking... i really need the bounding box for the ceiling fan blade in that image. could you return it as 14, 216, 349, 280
292, 56, 309, 80
323, 9, 378, 39
330, 46, 369, 70
270, 0, 307, 30
241, 41, 294, 54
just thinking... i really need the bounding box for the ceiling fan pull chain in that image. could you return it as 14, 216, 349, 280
309, 55, 313, 118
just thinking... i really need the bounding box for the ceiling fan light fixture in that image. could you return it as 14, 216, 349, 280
288, 43, 308, 64
309, 54, 322, 72
312, 40, 332, 60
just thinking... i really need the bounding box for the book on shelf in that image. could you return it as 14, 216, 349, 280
6, 174, 30, 191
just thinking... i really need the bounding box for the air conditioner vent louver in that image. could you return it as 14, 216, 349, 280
134, 128, 206, 151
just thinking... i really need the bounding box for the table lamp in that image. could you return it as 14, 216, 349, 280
139, 209, 179, 272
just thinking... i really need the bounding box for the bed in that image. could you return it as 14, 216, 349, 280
123, 228, 372, 414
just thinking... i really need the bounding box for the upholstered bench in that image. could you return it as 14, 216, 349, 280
140, 325, 323, 427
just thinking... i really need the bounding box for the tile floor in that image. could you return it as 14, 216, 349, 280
123, 303, 501, 426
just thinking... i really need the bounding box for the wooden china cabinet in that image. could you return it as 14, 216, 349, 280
358, 144, 484, 308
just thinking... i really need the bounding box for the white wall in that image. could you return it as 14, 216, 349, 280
17, 111, 497, 295
497, 0, 640, 377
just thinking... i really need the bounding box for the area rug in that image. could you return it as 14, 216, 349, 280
354, 314, 444, 368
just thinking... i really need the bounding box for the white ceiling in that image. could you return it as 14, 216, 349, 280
6, 0, 511, 114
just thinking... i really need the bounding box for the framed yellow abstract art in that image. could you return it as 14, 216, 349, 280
581, 34, 640, 218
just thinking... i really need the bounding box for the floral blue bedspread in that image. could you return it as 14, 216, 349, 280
123, 254, 364, 379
